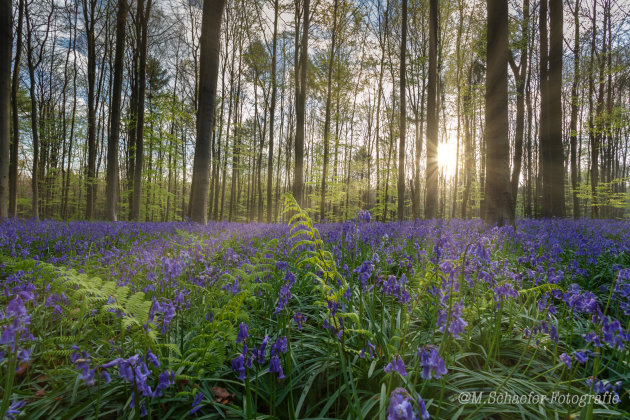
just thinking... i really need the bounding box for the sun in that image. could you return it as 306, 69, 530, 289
437, 139, 459, 178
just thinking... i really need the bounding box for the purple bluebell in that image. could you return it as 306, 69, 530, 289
190, 392, 204, 414
384, 356, 407, 377
269, 355, 285, 379
418, 346, 447, 380
236, 322, 249, 343
387, 388, 419, 420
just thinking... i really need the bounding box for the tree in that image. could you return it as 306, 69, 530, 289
293, 0, 309, 207
397, 0, 407, 221
190, 0, 227, 223
424, 0, 438, 219
9, 0, 24, 218
267, 0, 279, 222
483, 0, 513, 225
542, 0, 566, 217
82, 0, 98, 219
131, 0, 153, 220
0, 0, 10, 218
319, 0, 338, 221
508, 0, 529, 218
105, 0, 129, 221
568, 0, 580, 218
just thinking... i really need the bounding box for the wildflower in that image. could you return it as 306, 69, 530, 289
493, 283, 518, 303
269, 355, 285, 379
5, 400, 27, 420
586, 377, 611, 394
387, 388, 419, 420
559, 353, 571, 369
147, 349, 160, 367
293, 313, 305, 330
190, 392, 204, 414
357, 209, 372, 223
418, 346, 447, 380
232, 354, 246, 380
236, 322, 249, 343
550, 326, 559, 344
436, 301, 467, 338
417, 395, 430, 420
271, 336, 287, 355
574, 351, 588, 365
384, 356, 407, 377
252, 335, 269, 364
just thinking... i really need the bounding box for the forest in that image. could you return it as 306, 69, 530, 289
1, 0, 630, 419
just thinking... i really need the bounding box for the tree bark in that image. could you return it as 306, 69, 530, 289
0, 0, 11, 218
397, 0, 407, 221
483, 0, 513, 225
105, 0, 128, 221
190, 0, 226, 223
569, 0, 580, 218
424, 0, 438, 219
293, 0, 309, 206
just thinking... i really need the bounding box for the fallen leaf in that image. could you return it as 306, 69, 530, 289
211, 386, 235, 405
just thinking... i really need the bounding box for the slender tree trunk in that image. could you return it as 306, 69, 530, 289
545, 0, 566, 217
397, 0, 407, 220
569, 0, 580, 218
105, 0, 128, 221
9, 0, 24, 217
190, 0, 226, 223
132, 0, 152, 220
267, 0, 279, 223
0, 0, 11, 217
83, 0, 97, 219
319, 0, 338, 221
508, 0, 528, 218
425, 0, 438, 219
483, 0, 513, 225
293, 0, 309, 206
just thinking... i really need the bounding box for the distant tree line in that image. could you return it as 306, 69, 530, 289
0, 0, 628, 224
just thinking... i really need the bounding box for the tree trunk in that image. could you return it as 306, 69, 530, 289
424, 0, 438, 219
9, 0, 24, 218
266, 0, 279, 222
132, 0, 152, 220
483, 0, 513, 225
190, 0, 226, 223
569, 0, 580, 218
319, 0, 338, 221
397, 0, 407, 221
293, 0, 309, 206
0, 0, 11, 218
544, 0, 566, 217
105, 0, 128, 221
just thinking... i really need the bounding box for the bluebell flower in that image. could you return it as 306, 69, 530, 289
5, 399, 27, 420
560, 353, 571, 369
232, 354, 246, 380
293, 313, 305, 330
417, 395, 430, 419
437, 301, 467, 338
418, 346, 447, 380
190, 392, 204, 414
236, 322, 249, 343
147, 349, 160, 367
574, 351, 588, 365
384, 356, 407, 377
387, 388, 419, 420
271, 336, 287, 355
269, 355, 285, 379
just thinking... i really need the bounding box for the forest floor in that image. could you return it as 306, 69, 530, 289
1, 207, 630, 419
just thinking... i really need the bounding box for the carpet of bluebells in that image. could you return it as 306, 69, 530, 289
1, 208, 630, 419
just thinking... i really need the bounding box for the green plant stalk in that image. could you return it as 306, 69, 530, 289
0, 339, 18, 420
